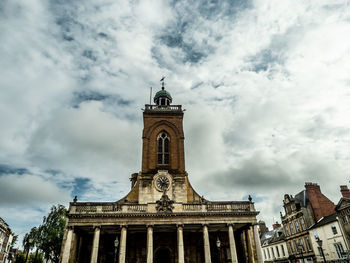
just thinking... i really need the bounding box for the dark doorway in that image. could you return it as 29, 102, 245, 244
155, 247, 171, 263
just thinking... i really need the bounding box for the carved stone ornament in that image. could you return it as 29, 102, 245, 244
156, 193, 174, 213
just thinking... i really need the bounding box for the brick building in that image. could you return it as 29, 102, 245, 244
281, 183, 335, 263
60, 83, 263, 263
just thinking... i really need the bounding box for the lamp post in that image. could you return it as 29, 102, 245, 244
316, 239, 327, 263
216, 237, 222, 263
114, 236, 119, 263
297, 243, 304, 263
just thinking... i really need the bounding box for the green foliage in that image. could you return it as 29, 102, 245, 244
15, 251, 27, 263
29, 252, 44, 263
11, 234, 18, 246
22, 205, 67, 263
38, 205, 67, 263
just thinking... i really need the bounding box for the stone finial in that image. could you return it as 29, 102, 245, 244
248, 195, 252, 202
73, 196, 78, 203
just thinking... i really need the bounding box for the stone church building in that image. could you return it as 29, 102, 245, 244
60, 83, 263, 263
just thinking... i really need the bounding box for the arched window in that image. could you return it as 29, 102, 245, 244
157, 132, 170, 165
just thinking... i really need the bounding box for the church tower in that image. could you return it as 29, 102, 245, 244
141, 84, 185, 175
127, 81, 202, 205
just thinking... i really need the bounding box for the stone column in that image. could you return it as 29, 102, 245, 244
70, 231, 78, 263
253, 225, 263, 263
203, 225, 211, 263
76, 235, 83, 263
61, 227, 73, 263
246, 227, 257, 263
146, 225, 153, 263
241, 230, 249, 262
177, 225, 185, 263
118, 226, 127, 263
228, 224, 238, 263
90, 226, 101, 263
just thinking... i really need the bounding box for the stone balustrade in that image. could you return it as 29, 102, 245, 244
144, 104, 182, 112
69, 201, 254, 214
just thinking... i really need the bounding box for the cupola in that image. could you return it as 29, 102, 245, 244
154, 79, 172, 106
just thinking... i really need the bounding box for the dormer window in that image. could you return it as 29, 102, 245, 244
157, 132, 170, 165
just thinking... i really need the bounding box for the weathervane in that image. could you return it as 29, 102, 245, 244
160, 76, 165, 90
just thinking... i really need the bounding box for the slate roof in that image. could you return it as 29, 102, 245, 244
309, 213, 337, 229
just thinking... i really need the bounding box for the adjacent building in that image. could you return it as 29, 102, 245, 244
261, 223, 289, 263
335, 185, 350, 253
59, 84, 263, 263
281, 183, 336, 263
309, 214, 348, 262
0, 218, 13, 263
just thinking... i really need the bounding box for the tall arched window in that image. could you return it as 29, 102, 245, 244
157, 132, 170, 165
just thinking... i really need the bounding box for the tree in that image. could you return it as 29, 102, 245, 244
23, 227, 39, 262
38, 205, 67, 263
22, 205, 67, 263
11, 233, 18, 247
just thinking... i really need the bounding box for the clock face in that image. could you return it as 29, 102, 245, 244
156, 176, 170, 191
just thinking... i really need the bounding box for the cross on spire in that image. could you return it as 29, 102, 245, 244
160, 76, 165, 90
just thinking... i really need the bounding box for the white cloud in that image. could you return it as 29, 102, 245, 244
1, 0, 350, 236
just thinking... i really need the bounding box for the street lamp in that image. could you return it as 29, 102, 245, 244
316, 239, 327, 263
114, 236, 119, 263
216, 237, 222, 263
297, 243, 304, 263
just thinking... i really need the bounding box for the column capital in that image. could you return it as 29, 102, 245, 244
146, 224, 153, 228
227, 223, 235, 227
202, 223, 209, 227
120, 224, 128, 229
93, 225, 101, 230
67, 225, 74, 230
176, 224, 184, 229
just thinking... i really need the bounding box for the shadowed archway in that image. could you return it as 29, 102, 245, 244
155, 247, 171, 263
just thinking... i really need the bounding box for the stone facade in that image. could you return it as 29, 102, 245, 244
0, 218, 13, 263
60, 85, 263, 263
335, 185, 350, 254
309, 214, 347, 262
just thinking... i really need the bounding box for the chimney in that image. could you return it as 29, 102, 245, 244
340, 185, 350, 198
272, 222, 281, 230
305, 182, 335, 221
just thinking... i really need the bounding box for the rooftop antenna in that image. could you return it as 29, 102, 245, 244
160, 76, 165, 90
149, 87, 152, 105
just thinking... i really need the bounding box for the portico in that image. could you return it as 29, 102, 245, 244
61, 217, 261, 263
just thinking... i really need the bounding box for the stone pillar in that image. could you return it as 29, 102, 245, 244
241, 230, 249, 262
61, 227, 73, 263
146, 225, 153, 263
70, 231, 78, 263
203, 225, 211, 263
228, 224, 238, 263
118, 226, 127, 263
253, 225, 263, 263
177, 225, 185, 263
76, 235, 83, 263
90, 226, 100, 263
246, 227, 257, 263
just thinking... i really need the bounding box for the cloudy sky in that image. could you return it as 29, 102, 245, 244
1, 0, 350, 244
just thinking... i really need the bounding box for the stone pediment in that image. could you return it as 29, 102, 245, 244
336, 198, 350, 211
